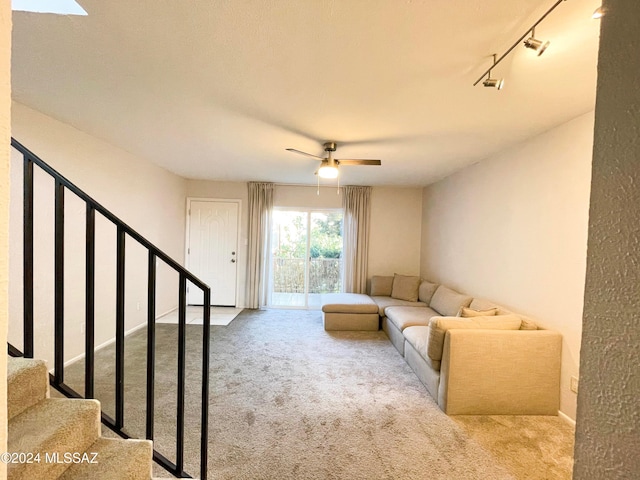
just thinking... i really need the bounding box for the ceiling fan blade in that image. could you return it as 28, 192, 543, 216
336, 159, 382, 166
286, 148, 324, 160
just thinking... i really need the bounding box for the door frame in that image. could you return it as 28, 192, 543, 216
185, 197, 242, 307
268, 207, 344, 309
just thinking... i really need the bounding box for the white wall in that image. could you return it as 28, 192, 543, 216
368, 187, 423, 277
274, 184, 342, 209
420, 112, 594, 420
9, 102, 187, 369
1, 0, 11, 474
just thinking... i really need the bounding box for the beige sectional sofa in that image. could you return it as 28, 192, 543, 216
322, 274, 562, 415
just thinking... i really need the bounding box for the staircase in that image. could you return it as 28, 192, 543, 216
8, 138, 211, 479
6, 356, 173, 480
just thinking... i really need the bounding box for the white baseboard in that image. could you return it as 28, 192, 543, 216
59, 309, 177, 370
156, 307, 177, 319
558, 410, 576, 427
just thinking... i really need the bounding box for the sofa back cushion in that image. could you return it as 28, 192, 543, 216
418, 281, 439, 304
429, 286, 473, 316
470, 298, 538, 330
458, 306, 498, 317
369, 276, 394, 296
391, 274, 421, 302
427, 314, 523, 362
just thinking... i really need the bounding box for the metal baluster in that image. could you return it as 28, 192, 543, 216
54, 180, 65, 384
146, 252, 156, 440
201, 287, 211, 480
23, 156, 34, 358
85, 205, 95, 398
176, 274, 187, 475
115, 226, 126, 428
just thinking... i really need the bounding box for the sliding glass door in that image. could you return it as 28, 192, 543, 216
269, 209, 343, 308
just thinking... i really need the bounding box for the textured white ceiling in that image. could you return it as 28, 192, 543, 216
11, 0, 601, 186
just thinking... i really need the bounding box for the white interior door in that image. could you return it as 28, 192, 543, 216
188, 200, 239, 306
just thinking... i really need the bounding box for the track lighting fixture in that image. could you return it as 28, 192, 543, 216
473, 0, 566, 88
483, 78, 505, 90
482, 54, 505, 90
523, 28, 550, 56
592, 6, 604, 19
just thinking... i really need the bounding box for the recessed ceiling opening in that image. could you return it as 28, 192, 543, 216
12, 0, 87, 15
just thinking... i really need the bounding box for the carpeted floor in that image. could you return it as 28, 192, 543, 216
63, 309, 574, 479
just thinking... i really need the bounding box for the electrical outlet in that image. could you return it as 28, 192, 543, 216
136, 302, 141, 311
80, 322, 85, 335
570, 376, 579, 394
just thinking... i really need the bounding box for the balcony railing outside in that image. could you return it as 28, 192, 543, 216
272, 257, 342, 294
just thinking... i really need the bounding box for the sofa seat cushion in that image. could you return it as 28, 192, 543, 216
430, 286, 473, 316
371, 296, 427, 316
403, 326, 441, 371
321, 293, 379, 314
386, 306, 439, 331
427, 314, 523, 363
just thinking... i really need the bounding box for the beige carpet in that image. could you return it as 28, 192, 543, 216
453, 415, 574, 479
62, 309, 574, 479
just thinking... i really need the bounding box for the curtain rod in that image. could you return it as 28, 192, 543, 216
273, 182, 344, 188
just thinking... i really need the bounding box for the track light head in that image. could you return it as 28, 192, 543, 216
592, 6, 605, 19
524, 37, 550, 56
483, 78, 505, 90
482, 54, 504, 90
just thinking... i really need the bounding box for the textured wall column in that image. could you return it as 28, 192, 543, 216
573, 0, 640, 478
0, 0, 11, 476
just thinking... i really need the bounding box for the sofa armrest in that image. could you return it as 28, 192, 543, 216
438, 329, 561, 415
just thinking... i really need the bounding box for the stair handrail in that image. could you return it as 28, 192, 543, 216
8, 137, 210, 479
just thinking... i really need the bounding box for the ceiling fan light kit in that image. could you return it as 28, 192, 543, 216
473, 0, 569, 89
318, 165, 339, 179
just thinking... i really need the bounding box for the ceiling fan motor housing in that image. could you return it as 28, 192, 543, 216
323, 142, 337, 152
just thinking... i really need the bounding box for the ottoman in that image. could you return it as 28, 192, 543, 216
321, 293, 380, 331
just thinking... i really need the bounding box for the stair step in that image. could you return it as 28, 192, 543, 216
58, 437, 153, 480
7, 357, 49, 420
7, 398, 101, 480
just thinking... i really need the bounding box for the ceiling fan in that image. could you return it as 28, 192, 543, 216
286, 142, 382, 179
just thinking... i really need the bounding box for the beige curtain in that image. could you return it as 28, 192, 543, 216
247, 182, 275, 308
342, 185, 371, 293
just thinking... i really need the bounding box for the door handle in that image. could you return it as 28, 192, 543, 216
231, 259, 236, 263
